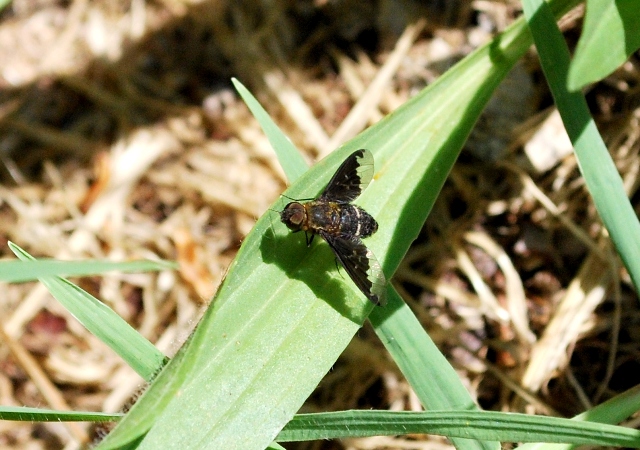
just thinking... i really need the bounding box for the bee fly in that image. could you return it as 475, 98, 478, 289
280, 149, 387, 306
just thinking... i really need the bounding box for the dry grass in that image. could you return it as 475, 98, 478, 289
0, 0, 639, 449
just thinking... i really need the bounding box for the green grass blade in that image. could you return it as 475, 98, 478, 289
516, 385, 640, 450
233, 78, 308, 182
369, 289, 476, 411
267, 444, 287, 450
1, 244, 175, 282
9, 243, 167, 381
277, 410, 640, 446
97, 1, 581, 449
97, 329, 194, 449
0, 406, 121, 422
523, 0, 640, 295
568, 0, 640, 90
518, 2, 640, 448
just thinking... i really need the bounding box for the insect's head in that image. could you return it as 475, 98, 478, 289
280, 202, 306, 231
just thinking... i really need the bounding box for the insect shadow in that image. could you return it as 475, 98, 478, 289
259, 220, 366, 324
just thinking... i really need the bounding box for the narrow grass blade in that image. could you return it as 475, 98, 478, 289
568, 0, 640, 90
277, 410, 640, 447
9, 243, 167, 381
517, 385, 640, 450
267, 444, 287, 450
0, 406, 121, 422
369, 289, 476, 412
524, 0, 640, 295
1, 247, 175, 283
233, 78, 308, 182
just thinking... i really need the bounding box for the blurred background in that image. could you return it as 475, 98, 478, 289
0, 0, 639, 449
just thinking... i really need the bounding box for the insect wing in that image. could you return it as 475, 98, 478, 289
319, 149, 374, 203
320, 231, 387, 305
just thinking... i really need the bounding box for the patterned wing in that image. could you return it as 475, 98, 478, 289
320, 231, 387, 306
319, 149, 374, 203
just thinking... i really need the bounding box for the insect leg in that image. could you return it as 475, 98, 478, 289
305, 232, 315, 246
334, 258, 345, 279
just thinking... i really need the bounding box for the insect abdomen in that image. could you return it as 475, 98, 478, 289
339, 204, 378, 238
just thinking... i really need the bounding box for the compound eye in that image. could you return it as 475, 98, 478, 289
289, 210, 304, 225
281, 202, 306, 230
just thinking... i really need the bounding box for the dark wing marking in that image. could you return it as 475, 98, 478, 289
320, 231, 387, 306
319, 149, 374, 204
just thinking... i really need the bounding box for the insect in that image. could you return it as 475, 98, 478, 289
280, 149, 387, 306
